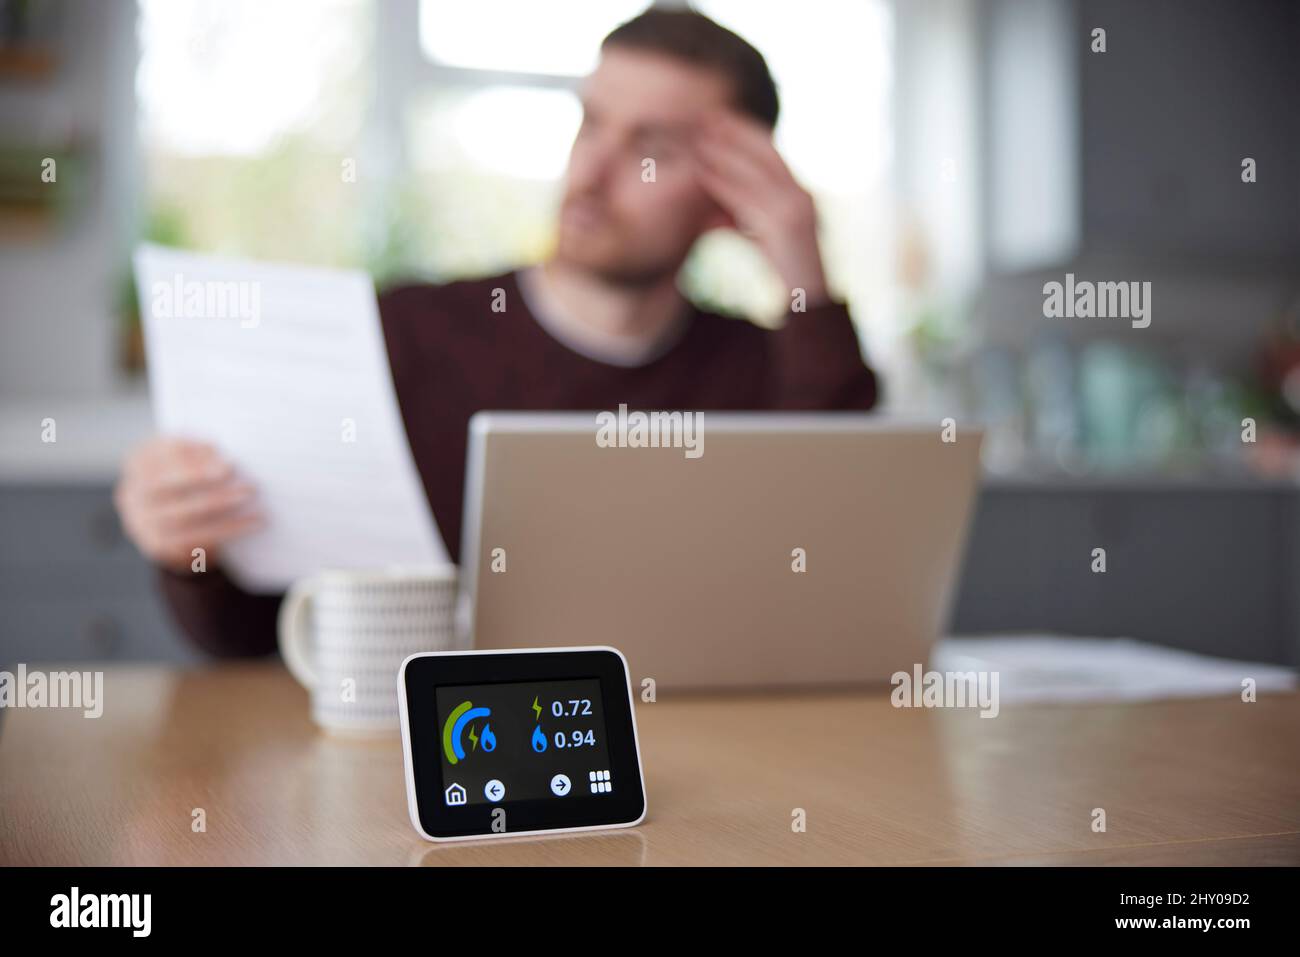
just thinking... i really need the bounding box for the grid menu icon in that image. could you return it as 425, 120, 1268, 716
589, 770, 612, 794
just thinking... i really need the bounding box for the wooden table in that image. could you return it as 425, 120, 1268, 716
1, 664, 1297, 865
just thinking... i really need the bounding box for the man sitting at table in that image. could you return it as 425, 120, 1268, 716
112, 7, 879, 657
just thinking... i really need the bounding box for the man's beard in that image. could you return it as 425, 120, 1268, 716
568, 253, 679, 289
556, 197, 685, 288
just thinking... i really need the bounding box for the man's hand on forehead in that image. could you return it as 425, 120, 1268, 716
690, 109, 830, 308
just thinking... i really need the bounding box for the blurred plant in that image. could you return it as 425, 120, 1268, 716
0, 143, 87, 239
1239, 291, 1300, 477
1258, 292, 1300, 428
115, 201, 190, 374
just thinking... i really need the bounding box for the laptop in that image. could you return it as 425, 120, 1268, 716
458, 412, 983, 691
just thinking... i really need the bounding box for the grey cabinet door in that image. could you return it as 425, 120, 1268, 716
0, 484, 198, 665
951, 484, 1296, 666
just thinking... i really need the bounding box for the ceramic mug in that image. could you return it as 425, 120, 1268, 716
278, 565, 460, 734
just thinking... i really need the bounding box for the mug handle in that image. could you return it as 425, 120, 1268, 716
277, 577, 319, 689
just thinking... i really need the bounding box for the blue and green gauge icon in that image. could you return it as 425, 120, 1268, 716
442, 701, 496, 765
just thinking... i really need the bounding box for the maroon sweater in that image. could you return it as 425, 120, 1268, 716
158, 269, 879, 657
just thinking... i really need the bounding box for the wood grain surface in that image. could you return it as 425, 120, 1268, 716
1, 663, 1296, 865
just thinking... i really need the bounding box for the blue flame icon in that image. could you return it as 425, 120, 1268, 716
531, 725, 548, 753
481, 723, 496, 752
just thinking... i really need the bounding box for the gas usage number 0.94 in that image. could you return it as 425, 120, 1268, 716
554, 728, 597, 749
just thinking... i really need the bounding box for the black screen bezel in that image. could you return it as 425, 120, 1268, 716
403, 649, 645, 839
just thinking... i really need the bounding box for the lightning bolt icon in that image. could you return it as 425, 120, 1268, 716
532, 696, 541, 721
468, 724, 478, 750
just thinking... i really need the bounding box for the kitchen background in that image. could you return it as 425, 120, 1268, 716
1, 0, 1298, 665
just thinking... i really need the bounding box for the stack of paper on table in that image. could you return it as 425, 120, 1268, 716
932, 635, 1296, 704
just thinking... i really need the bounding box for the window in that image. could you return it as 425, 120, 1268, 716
419, 0, 645, 76
136, 0, 373, 267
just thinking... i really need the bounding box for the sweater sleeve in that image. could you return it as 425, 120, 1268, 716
156, 565, 282, 658
765, 300, 880, 411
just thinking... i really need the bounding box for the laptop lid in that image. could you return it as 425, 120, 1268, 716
459, 412, 983, 692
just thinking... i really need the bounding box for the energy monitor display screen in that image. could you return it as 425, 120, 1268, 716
435, 679, 611, 805
400, 648, 645, 841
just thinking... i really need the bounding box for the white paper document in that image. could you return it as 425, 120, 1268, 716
135, 244, 449, 592
933, 635, 1296, 704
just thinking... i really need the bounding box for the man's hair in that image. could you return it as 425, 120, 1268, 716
601, 7, 780, 128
